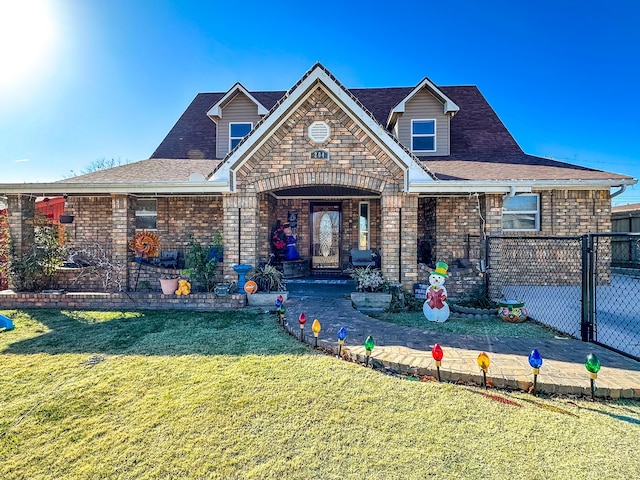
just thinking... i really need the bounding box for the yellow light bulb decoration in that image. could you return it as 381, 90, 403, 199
312, 319, 321, 337
477, 352, 490, 372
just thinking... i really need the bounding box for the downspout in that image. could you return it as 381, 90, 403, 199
610, 185, 626, 199
502, 185, 516, 201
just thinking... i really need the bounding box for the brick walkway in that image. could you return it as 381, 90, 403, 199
282, 289, 640, 399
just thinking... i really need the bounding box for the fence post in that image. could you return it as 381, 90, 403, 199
581, 234, 594, 342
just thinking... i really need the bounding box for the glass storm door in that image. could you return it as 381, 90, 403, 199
311, 204, 341, 270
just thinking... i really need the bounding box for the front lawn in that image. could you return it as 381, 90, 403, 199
372, 311, 563, 338
1, 309, 639, 479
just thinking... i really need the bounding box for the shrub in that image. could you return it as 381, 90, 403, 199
351, 266, 388, 292
183, 233, 220, 292
249, 264, 285, 292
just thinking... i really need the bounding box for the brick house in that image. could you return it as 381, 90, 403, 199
0, 63, 636, 295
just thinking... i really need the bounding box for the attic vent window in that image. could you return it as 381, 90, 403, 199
308, 121, 330, 143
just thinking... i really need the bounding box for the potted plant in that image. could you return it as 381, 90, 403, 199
159, 275, 179, 295
182, 233, 219, 292
246, 263, 288, 306
350, 266, 392, 312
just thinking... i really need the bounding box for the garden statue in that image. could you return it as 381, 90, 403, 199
283, 223, 299, 261
423, 261, 450, 322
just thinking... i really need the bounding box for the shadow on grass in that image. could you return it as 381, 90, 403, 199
0, 309, 309, 357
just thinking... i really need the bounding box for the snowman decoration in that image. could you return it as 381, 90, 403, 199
423, 262, 450, 322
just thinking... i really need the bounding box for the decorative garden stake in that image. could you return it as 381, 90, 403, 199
585, 353, 601, 400
431, 343, 443, 381
298, 312, 307, 341
275, 296, 285, 324
528, 349, 543, 396
337, 327, 347, 357
477, 352, 490, 389
312, 319, 321, 348
364, 335, 375, 367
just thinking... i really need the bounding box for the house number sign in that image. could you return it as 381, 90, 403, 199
310, 149, 330, 160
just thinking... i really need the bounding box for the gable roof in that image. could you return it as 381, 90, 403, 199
206, 82, 269, 119
210, 62, 436, 192
386, 77, 460, 128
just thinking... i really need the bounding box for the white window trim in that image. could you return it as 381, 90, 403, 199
135, 198, 158, 231
411, 118, 437, 153
229, 122, 253, 151
359, 201, 370, 250
502, 193, 540, 232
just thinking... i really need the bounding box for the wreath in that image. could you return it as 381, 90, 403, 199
129, 230, 160, 259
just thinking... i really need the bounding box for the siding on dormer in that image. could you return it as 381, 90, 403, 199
216, 93, 262, 158
397, 89, 450, 156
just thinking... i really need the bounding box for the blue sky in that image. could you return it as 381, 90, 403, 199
1, 0, 639, 205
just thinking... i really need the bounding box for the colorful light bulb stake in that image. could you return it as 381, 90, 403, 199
275, 298, 285, 324
431, 343, 444, 381
337, 327, 347, 357
477, 352, 490, 389
364, 335, 375, 367
585, 353, 601, 400
298, 312, 307, 341
528, 349, 543, 396
312, 319, 321, 348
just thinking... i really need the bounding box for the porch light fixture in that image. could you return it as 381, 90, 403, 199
337, 327, 347, 357
364, 335, 375, 367
528, 349, 543, 396
312, 319, 321, 348
585, 353, 601, 400
431, 343, 443, 381
477, 352, 490, 389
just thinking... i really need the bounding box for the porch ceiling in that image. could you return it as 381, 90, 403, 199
270, 186, 380, 198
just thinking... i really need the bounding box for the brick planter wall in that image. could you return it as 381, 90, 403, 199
0, 291, 246, 311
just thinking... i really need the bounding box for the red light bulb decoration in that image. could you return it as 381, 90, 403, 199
298, 312, 306, 341
431, 343, 443, 381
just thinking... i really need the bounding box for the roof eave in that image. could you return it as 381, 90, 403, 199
0, 181, 231, 196
409, 178, 637, 194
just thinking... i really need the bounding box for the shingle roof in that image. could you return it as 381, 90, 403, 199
149, 83, 631, 183
61, 159, 222, 183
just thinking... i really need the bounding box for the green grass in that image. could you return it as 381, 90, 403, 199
1, 308, 639, 479
373, 311, 563, 338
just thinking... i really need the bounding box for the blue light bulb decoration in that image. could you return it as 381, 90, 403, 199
528, 349, 543, 372
275, 298, 282, 308
337, 327, 347, 343
336, 326, 347, 358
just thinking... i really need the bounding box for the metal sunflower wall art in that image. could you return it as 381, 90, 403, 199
129, 230, 160, 259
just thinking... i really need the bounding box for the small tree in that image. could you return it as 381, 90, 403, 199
9, 214, 67, 291
182, 233, 221, 292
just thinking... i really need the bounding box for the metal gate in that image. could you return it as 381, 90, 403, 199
584, 233, 640, 360
487, 234, 640, 361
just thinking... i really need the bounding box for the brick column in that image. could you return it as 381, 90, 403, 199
400, 194, 419, 290
222, 190, 258, 282
381, 193, 401, 285
7, 195, 35, 256
111, 194, 135, 289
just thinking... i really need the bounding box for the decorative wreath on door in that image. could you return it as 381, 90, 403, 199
129, 230, 160, 259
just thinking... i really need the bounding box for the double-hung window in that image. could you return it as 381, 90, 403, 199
502, 194, 540, 231
411, 119, 436, 153
135, 199, 157, 230
229, 122, 252, 150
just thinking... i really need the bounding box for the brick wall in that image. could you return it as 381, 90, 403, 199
0, 291, 245, 311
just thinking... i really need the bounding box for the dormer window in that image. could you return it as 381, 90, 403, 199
229, 122, 253, 150
411, 119, 436, 153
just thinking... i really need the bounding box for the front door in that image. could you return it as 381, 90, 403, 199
310, 203, 341, 271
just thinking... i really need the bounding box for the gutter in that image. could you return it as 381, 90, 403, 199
409, 178, 637, 194
0, 181, 231, 196
610, 185, 627, 199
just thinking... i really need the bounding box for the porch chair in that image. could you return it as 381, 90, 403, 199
350, 249, 377, 268
157, 250, 179, 269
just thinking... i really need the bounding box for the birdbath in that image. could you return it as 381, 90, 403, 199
232, 264, 253, 291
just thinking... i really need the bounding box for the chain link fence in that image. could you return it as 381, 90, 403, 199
486, 236, 583, 338
591, 233, 640, 360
